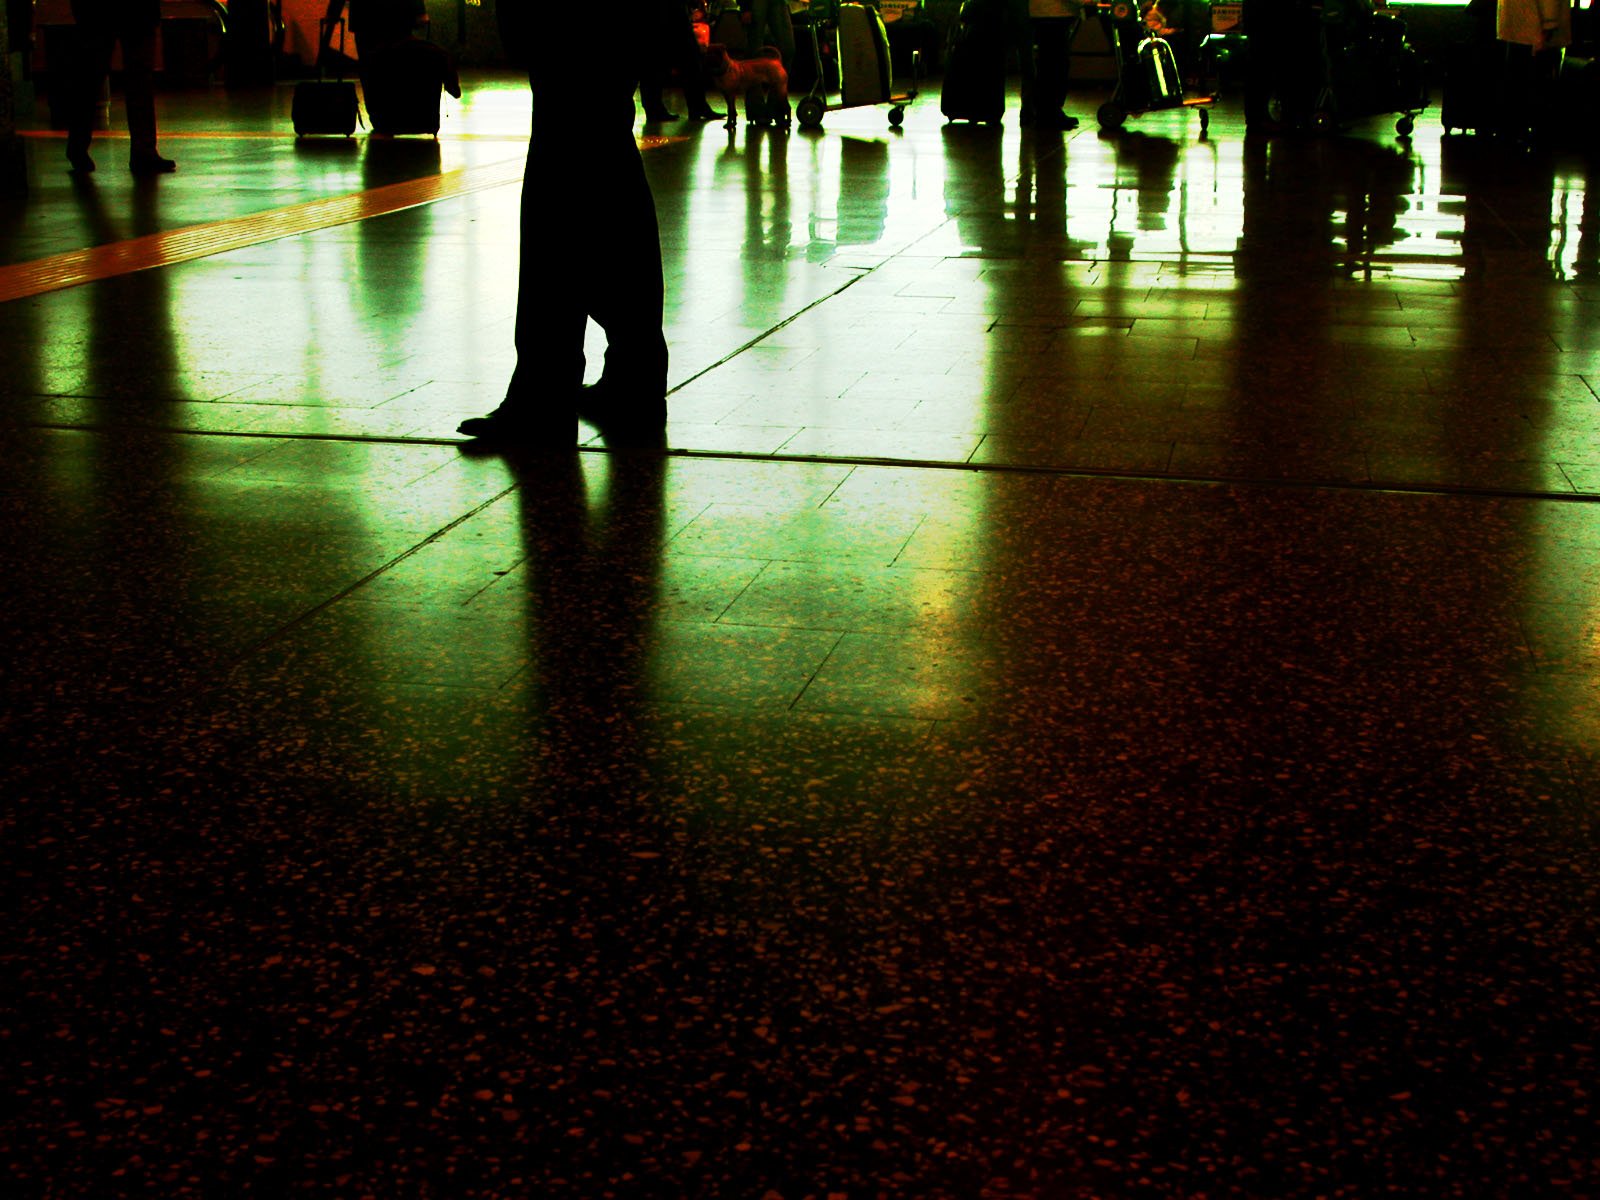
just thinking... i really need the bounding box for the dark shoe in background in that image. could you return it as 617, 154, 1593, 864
130, 154, 177, 175
1039, 112, 1080, 131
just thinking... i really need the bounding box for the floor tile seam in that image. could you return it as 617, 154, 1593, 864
786, 630, 850, 715
24, 420, 1600, 505
665, 271, 874, 397
692, 557, 778, 627
207, 481, 523, 695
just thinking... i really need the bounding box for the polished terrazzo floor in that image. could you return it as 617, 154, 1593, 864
3, 74, 1599, 1196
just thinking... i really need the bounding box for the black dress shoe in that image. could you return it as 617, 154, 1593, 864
1026, 111, 1078, 132
130, 154, 177, 175
643, 108, 680, 122
457, 408, 576, 446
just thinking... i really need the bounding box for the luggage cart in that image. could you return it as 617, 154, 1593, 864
1090, 0, 1215, 136
1308, 0, 1428, 139
795, 0, 921, 130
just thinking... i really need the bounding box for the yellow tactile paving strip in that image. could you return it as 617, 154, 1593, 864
0, 135, 681, 303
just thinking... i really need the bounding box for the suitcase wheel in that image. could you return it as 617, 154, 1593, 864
1097, 101, 1126, 130
1396, 114, 1415, 137
888, 105, 905, 128
798, 96, 825, 129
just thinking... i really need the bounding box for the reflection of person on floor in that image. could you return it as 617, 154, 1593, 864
457, 3, 670, 447
1495, 0, 1571, 143
1027, 0, 1083, 131
64, 0, 174, 175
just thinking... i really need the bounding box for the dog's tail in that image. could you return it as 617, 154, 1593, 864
755, 45, 783, 61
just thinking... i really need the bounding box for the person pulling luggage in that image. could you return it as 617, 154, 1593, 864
319, 0, 425, 69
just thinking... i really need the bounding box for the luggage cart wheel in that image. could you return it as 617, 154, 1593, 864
1396, 114, 1415, 138
888, 105, 905, 128
1312, 109, 1335, 135
798, 96, 826, 130
1097, 101, 1126, 131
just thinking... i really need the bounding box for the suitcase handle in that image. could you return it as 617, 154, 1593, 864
318, 18, 348, 82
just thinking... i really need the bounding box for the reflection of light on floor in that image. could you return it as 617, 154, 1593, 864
1548, 173, 1597, 282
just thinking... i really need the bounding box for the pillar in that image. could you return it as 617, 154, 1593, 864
0, 1, 26, 193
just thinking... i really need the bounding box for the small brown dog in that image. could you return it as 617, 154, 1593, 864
704, 44, 790, 130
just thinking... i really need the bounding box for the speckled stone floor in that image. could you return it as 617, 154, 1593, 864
3, 74, 1599, 1197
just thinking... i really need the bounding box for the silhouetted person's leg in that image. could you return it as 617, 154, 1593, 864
63, 14, 117, 172
586, 147, 669, 412
118, 20, 169, 171
1030, 16, 1081, 130
748, 0, 795, 66
668, 2, 720, 120
459, 34, 668, 446
1004, 0, 1042, 125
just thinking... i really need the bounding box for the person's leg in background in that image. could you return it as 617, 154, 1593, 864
1002, 0, 1042, 124
1241, 0, 1282, 131
748, 0, 796, 66
668, 1, 721, 119
116, 14, 172, 172
638, 0, 682, 121
1029, 14, 1081, 130
63, 8, 117, 172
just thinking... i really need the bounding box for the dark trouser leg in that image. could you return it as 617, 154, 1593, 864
507, 118, 667, 417
119, 23, 160, 160
1033, 17, 1078, 116
590, 139, 668, 403
750, 0, 795, 66
1005, 8, 1040, 119
65, 21, 117, 157
507, 135, 592, 418
669, 6, 717, 114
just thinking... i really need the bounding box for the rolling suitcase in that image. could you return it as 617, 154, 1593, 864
940, 0, 1005, 123
361, 36, 461, 136
293, 20, 360, 137
1136, 36, 1183, 110
839, 2, 894, 108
